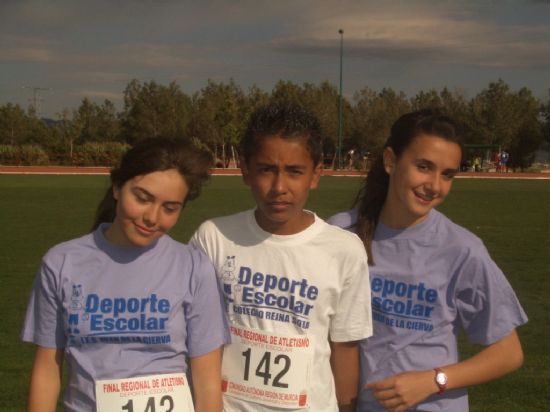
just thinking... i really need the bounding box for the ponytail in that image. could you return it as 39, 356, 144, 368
91, 186, 117, 231
354, 155, 388, 265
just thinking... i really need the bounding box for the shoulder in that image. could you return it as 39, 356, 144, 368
432, 211, 502, 279
160, 235, 212, 265
42, 232, 96, 264
316, 217, 366, 258
192, 210, 252, 246
326, 209, 358, 231
158, 237, 217, 288
196, 210, 250, 234
433, 210, 485, 252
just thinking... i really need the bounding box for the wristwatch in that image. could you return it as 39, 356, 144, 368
434, 368, 448, 395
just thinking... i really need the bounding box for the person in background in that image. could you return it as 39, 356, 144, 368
328, 109, 527, 412
22, 137, 230, 412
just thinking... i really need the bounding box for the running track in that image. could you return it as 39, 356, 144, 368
1, 166, 549, 179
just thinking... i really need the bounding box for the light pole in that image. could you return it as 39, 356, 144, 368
337, 29, 344, 170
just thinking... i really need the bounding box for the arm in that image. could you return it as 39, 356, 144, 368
27, 346, 64, 412
190, 347, 223, 412
330, 341, 360, 412
367, 329, 524, 412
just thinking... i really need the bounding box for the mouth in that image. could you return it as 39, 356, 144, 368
134, 223, 156, 236
267, 201, 292, 212
413, 190, 435, 204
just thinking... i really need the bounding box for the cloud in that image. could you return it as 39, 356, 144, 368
0, 47, 55, 63
74, 90, 122, 101
266, 3, 550, 69
68, 71, 132, 83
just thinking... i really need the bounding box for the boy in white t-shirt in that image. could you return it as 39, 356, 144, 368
191, 102, 372, 411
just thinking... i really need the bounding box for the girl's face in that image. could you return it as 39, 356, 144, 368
242, 134, 322, 235
105, 168, 189, 247
381, 134, 461, 229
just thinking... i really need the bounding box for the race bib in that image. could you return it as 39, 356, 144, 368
222, 325, 313, 409
96, 373, 194, 412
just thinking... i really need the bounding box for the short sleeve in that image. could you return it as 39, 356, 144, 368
185, 248, 230, 357
21, 260, 66, 348
329, 241, 373, 342
454, 246, 527, 345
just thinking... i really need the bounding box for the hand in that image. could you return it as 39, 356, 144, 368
366, 370, 436, 412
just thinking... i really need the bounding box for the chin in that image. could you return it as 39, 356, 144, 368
127, 233, 160, 247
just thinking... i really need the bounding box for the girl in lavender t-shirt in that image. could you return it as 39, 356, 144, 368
328, 109, 527, 411
21, 138, 230, 412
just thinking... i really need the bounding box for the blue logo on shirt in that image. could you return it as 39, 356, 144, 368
371, 276, 438, 331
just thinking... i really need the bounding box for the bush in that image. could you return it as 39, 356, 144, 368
71, 142, 129, 166
0, 144, 50, 165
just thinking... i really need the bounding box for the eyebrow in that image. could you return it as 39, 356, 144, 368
417, 158, 459, 174
132, 187, 184, 205
255, 161, 308, 170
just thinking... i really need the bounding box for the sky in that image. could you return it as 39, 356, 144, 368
1, 0, 549, 119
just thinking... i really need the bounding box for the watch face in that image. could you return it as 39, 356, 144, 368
436, 372, 448, 385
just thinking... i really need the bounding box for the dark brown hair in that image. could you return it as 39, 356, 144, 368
355, 109, 463, 264
241, 102, 323, 166
92, 137, 213, 230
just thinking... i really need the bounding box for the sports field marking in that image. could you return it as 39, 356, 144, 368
1, 166, 549, 179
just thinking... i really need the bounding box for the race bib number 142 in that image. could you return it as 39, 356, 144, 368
222, 325, 313, 409
95, 373, 194, 412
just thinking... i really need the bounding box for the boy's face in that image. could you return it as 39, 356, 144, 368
241, 134, 322, 235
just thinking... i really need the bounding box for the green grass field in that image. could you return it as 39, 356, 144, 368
1, 175, 549, 411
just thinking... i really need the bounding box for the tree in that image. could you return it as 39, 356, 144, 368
506, 88, 543, 171
351, 87, 410, 155
120, 80, 192, 143
410, 89, 442, 111
96, 100, 120, 142
0, 103, 28, 145
543, 89, 550, 144
469, 80, 542, 169
75, 98, 99, 143
189, 79, 248, 166
270, 81, 353, 164
56, 108, 81, 161
303, 81, 349, 156
271, 80, 307, 106
469, 79, 520, 147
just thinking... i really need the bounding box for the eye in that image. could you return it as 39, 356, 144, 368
442, 171, 457, 180
417, 163, 429, 172
134, 193, 149, 203
163, 204, 182, 214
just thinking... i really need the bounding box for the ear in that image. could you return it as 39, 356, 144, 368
309, 162, 323, 190
382, 147, 396, 175
239, 156, 250, 186
112, 185, 120, 201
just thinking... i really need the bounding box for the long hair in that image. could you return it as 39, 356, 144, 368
355, 109, 462, 264
92, 137, 213, 230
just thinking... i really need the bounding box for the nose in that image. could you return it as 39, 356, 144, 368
426, 173, 441, 195
272, 172, 288, 194
143, 203, 160, 226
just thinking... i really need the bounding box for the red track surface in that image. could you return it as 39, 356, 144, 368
1, 166, 549, 179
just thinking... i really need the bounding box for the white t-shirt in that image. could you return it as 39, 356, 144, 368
190, 209, 373, 411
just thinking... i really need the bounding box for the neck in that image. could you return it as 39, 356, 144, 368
254, 210, 315, 235
379, 202, 430, 229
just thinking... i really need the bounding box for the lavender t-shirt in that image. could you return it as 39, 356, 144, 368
21, 224, 230, 411
328, 209, 527, 411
